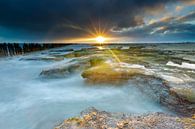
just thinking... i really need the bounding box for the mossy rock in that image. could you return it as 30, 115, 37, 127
40, 59, 91, 78
82, 63, 145, 84
74, 51, 91, 57
171, 88, 195, 103
66, 117, 84, 126
64, 50, 95, 58
89, 57, 107, 67
64, 53, 76, 58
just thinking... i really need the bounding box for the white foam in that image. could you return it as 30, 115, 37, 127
166, 61, 195, 70
119, 62, 146, 69
160, 74, 184, 84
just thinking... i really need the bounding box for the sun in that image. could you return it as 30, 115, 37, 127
96, 36, 105, 43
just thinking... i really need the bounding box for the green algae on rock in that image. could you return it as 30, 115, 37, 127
64, 48, 101, 58
82, 62, 146, 85
171, 88, 195, 103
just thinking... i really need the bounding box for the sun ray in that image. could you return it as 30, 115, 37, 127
107, 48, 121, 63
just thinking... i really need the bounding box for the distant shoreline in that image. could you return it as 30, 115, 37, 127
1, 43, 195, 57
0, 42, 195, 45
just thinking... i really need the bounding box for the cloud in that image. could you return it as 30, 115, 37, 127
116, 10, 195, 42
175, 5, 183, 12
0, 0, 187, 41
183, 0, 195, 6
176, 11, 195, 23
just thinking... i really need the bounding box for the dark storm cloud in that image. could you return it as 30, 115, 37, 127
0, 0, 183, 40
149, 11, 195, 35
118, 10, 195, 41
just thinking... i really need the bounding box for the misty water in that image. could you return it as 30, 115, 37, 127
0, 44, 194, 129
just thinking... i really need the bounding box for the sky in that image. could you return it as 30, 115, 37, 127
0, 0, 195, 43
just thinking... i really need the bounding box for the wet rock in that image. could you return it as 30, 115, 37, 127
55, 108, 193, 129
64, 49, 99, 58
40, 59, 91, 78
129, 75, 195, 116
89, 57, 107, 67
49, 49, 74, 53
20, 56, 64, 61
82, 62, 146, 85
171, 88, 195, 103
40, 55, 109, 79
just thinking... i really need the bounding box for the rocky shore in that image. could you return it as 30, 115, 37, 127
55, 108, 195, 129
36, 45, 195, 128
39, 46, 195, 116
1, 44, 195, 129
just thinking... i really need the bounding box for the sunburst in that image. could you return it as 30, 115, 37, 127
96, 36, 106, 43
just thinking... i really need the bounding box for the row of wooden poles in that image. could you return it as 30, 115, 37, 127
0, 43, 68, 57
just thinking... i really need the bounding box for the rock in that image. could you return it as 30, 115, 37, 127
49, 49, 74, 53
129, 75, 195, 116
55, 108, 193, 129
82, 62, 146, 85
171, 88, 195, 103
40, 55, 109, 79
89, 57, 107, 67
40, 59, 91, 78
20, 56, 64, 61
64, 49, 98, 58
